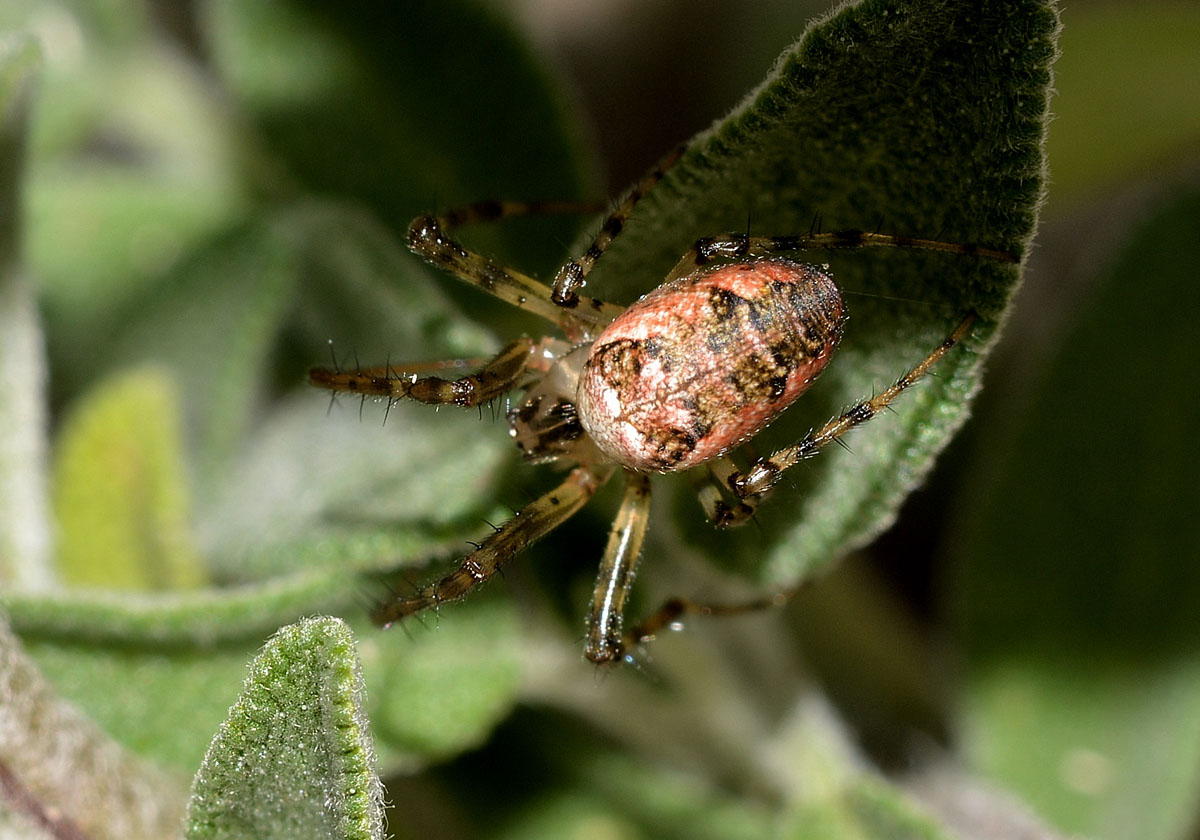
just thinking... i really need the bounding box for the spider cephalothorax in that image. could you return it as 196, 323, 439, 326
309, 144, 1015, 664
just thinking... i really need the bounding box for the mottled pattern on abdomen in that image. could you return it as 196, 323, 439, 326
577, 258, 845, 472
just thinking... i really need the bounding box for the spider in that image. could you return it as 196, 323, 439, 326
309, 144, 1017, 664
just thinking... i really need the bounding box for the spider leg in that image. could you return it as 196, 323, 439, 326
407, 202, 622, 337
666, 229, 1018, 282
721, 310, 980, 518
692, 457, 755, 528
584, 471, 653, 664
308, 338, 533, 407
372, 465, 614, 625
621, 585, 806, 656
407, 144, 687, 338
551, 143, 686, 308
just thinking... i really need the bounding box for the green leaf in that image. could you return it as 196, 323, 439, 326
52, 365, 206, 590
769, 696, 962, 840
20, 632, 260, 772
96, 219, 301, 493
0, 35, 53, 587
494, 694, 982, 840
5, 585, 523, 772
958, 187, 1200, 839
185, 617, 384, 840
0, 616, 187, 839
4, 568, 360, 647
495, 752, 776, 840
582, 0, 1057, 589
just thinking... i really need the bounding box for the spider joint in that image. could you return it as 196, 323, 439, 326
731, 460, 780, 500
551, 261, 584, 308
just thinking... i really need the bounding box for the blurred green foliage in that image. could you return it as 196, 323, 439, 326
0, 0, 1197, 838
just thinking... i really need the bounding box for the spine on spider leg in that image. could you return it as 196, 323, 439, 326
307, 366, 406, 398
371, 466, 611, 626
308, 365, 478, 406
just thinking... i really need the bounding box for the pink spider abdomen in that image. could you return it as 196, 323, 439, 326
577, 258, 845, 472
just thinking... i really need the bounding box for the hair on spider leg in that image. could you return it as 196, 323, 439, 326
363, 569, 430, 627
840, 288, 944, 310
477, 396, 504, 423
325, 338, 341, 373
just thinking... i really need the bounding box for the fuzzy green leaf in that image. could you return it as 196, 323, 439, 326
959, 188, 1200, 840
0, 34, 53, 588
19, 633, 260, 773
185, 617, 384, 840
581, 0, 1058, 588
52, 365, 206, 590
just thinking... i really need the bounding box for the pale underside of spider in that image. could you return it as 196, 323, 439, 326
309, 144, 1017, 664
